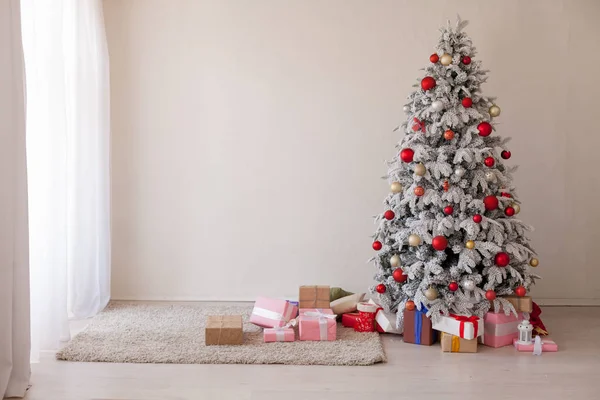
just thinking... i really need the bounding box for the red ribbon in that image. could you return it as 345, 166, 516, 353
449, 314, 479, 338
412, 118, 426, 133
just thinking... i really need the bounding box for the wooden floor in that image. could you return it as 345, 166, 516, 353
25, 306, 599, 400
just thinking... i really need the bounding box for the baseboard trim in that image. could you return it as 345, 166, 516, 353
111, 295, 600, 306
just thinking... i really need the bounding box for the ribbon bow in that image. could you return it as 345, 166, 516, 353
412, 118, 426, 133
303, 311, 337, 320
449, 314, 479, 338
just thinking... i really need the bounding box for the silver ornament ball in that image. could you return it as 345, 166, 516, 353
424, 287, 439, 301
408, 234, 421, 247
403, 105, 410, 113
485, 171, 496, 182
489, 105, 501, 117
440, 53, 453, 66
431, 100, 444, 112
513, 204, 521, 214
454, 166, 466, 178
390, 255, 401, 268
414, 163, 427, 177
462, 280, 476, 291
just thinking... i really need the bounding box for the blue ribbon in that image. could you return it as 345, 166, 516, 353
413, 307, 430, 345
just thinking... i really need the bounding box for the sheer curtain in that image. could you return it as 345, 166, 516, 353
20, 0, 111, 361
0, 0, 31, 397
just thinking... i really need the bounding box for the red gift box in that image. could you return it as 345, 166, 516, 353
342, 312, 360, 328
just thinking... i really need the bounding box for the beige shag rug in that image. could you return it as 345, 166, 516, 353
56, 303, 386, 366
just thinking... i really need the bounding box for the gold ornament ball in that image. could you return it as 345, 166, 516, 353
440, 53, 453, 66
424, 287, 439, 301
530, 258, 539, 267
465, 240, 475, 249
408, 234, 421, 246
489, 105, 501, 117
390, 255, 401, 268
513, 204, 521, 214
391, 182, 402, 193
414, 163, 427, 176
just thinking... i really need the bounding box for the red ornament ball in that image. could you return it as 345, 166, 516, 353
495, 252, 510, 267
505, 206, 515, 217
484, 157, 495, 167
443, 205, 454, 215
444, 129, 455, 140
372, 241, 382, 251
462, 97, 473, 108
501, 150, 511, 159
477, 122, 493, 137
414, 186, 425, 196
485, 290, 496, 300
393, 268, 407, 283
432, 236, 448, 251
405, 300, 415, 311
430, 53, 439, 63
400, 148, 415, 163
376, 284, 386, 294
448, 282, 459, 292
484, 195, 499, 211
461, 56, 472, 65
515, 286, 527, 297
501, 192, 512, 198
384, 210, 395, 220
421, 76, 436, 91
472, 214, 483, 223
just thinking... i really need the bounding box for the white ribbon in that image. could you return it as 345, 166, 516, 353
252, 307, 285, 325
303, 311, 336, 341
275, 330, 285, 342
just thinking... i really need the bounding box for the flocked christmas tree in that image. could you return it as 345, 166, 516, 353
370, 18, 540, 328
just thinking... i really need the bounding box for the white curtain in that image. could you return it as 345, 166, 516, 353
0, 0, 31, 397
20, 0, 111, 360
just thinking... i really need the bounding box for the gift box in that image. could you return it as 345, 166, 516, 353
432, 314, 483, 340
498, 295, 533, 313
342, 312, 360, 328
250, 297, 298, 328
513, 337, 558, 352
298, 308, 337, 341
483, 311, 524, 348
354, 302, 379, 332
299, 285, 330, 309
205, 315, 243, 345
366, 299, 401, 334
264, 327, 295, 343
441, 332, 478, 353
403, 308, 437, 345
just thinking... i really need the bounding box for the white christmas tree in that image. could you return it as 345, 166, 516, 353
370, 18, 541, 328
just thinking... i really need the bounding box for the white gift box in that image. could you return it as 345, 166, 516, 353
432, 314, 483, 340
367, 299, 402, 334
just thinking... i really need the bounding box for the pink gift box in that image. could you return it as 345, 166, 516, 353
250, 297, 298, 328
513, 337, 558, 352
483, 311, 524, 348
264, 327, 295, 343
298, 309, 337, 341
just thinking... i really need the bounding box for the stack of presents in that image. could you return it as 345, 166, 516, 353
205, 285, 556, 354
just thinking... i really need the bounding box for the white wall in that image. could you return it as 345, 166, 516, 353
104, 0, 600, 304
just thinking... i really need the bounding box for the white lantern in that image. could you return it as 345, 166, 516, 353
517, 320, 533, 345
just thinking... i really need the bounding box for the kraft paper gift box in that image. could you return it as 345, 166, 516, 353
491, 295, 533, 313
341, 312, 360, 328
513, 337, 558, 352
299, 285, 331, 309
205, 315, 243, 345
264, 327, 295, 343
367, 299, 402, 334
249, 296, 298, 328
403, 308, 437, 345
441, 332, 478, 353
432, 314, 483, 341
298, 309, 337, 341
483, 311, 524, 348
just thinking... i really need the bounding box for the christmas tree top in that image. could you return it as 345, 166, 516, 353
370, 17, 540, 326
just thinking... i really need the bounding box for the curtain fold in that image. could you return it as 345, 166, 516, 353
20, 0, 111, 360
0, 0, 31, 397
